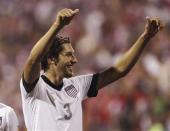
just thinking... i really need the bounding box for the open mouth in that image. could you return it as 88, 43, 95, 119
66, 65, 73, 69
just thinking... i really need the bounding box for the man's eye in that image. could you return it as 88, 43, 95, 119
66, 53, 71, 56
66, 53, 73, 56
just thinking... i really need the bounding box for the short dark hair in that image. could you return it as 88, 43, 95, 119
41, 35, 70, 71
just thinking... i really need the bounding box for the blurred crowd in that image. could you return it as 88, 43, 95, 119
0, 0, 170, 130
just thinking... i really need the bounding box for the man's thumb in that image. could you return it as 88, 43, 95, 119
73, 9, 79, 14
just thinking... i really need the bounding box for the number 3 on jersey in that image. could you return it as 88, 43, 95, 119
64, 104, 72, 120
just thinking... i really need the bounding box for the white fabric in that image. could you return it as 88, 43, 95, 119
0, 103, 19, 131
20, 74, 93, 131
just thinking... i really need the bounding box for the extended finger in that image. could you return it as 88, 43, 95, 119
72, 9, 79, 15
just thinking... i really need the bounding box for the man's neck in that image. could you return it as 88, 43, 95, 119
44, 70, 63, 86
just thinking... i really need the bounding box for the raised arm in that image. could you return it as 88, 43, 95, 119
23, 8, 79, 87
97, 17, 163, 89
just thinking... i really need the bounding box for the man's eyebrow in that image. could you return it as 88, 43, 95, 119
64, 51, 74, 55
66, 51, 74, 54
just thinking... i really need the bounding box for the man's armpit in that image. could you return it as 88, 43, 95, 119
22, 73, 39, 93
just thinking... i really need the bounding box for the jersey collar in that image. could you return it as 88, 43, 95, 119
41, 75, 63, 91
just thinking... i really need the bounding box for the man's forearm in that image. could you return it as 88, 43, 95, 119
96, 17, 162, 89
28, 8, 79, 64
23, 9, 79, 84
114, 32, 150, 75
29, 22, 61, 63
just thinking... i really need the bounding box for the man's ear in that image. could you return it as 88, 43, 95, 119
47, 58, 54, 65
47, 58, 58, 65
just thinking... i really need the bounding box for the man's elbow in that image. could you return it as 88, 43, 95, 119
119, 68, 131, 78
27, 54, 41, 66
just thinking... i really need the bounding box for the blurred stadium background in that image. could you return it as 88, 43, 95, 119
0, 0, 170, 130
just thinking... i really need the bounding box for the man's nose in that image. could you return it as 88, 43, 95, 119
72, 55, 78, 64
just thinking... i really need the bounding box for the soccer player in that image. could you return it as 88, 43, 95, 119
0, 103, 19, 131
20, 8, 163, 131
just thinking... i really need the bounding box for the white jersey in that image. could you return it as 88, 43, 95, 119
0, 103, 19, 131
20, 74, 98, 131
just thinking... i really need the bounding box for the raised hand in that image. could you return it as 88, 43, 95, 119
144, 17, 164, 38
55, 8, 79, 28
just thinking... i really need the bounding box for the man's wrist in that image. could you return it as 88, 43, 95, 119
52, 21, 63, 31
141, 31, 151, 40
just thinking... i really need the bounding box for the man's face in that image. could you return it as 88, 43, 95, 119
56, 43, 78, 78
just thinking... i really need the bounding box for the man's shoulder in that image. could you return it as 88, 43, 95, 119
0, 103, 14, 114
63, 74, 94, 89
20, 75, 44, 91
0, 103, 11, 109
65, 74, 93, 81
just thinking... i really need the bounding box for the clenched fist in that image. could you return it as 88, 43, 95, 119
55, 8, 79, 28
144, 17, 164, 38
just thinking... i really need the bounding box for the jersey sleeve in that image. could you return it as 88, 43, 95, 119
69, 73, 99, 100
20, 76, 41, 100
6, 109, 19, 131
